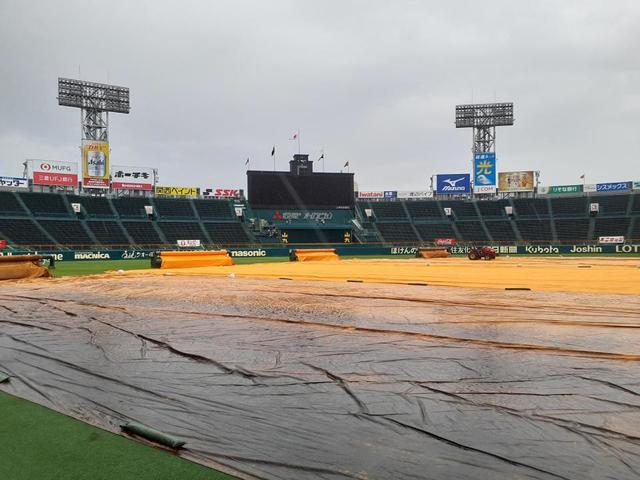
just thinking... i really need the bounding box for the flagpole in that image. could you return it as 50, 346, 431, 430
297, 129, 301, 154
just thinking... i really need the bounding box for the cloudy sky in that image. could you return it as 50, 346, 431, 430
1, 0, 638, 190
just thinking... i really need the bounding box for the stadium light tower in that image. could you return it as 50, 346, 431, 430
455, 102, 514, 154
57, 77, 130, 142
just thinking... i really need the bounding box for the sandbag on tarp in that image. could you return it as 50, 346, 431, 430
416, 247, 451, 259
0, 255, 51, 280
290, 248, 339, 262
153, 250, 234, 269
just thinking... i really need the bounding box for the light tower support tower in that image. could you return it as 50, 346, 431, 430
57, 77, 130, 142
455, 102, 513, 154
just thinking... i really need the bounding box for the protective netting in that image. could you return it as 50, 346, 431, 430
1, 274, 640, 479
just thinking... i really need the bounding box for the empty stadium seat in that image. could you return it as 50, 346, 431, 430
158, 222, 207, 244
630, 217, 640, 241
38, 220, 93, 246
631, 194, 640, 214
154, 198, 196, 218
455, 221, 488, 241
554, 219, 591, 242
484, 220, 517, 241
19, 192, 71, 216
592, 195, 630, 215
513, 198, 549, 217
516, 220, 553, 242
405, 201, 442, 219
414, 223, 455, 241
440, 201, 477, 218
550, 196, 587, 217
202, 222, 250, 244
593, 217, 631, 238
86, 221, 130, 246
121, 221, 163, 245
371, 202, 407, 220
112, 197, 152, 218
194, 199, 235, 219
67, 195, 115, 217
0, 191, 27, 215
476, 200, 509, 218
0, 219, 52, 246
375, 223, 418, 242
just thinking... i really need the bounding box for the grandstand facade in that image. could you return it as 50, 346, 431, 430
0, 189, 639, 249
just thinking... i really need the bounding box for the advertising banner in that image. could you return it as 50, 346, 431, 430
177, 239, 201, 247
111, 166, 154, 191
435, 238, 457, 246
473, 152, 497, 194
544, 184, 583, 195
383, 191, 397, 199
583, 184, 597, 193
0, 176, 28, 189
396, 190, 432, 199
633, 181, 640, 191
435, 174, 471, 194
82, 140, 110, 188
203, 188, 242, 198
155, 186, 200, 197
596, 181, 631, 192
498, 171, 535, 192
599, 236, 624, 244
357, 191, 385, 199
27, 159, 78, 187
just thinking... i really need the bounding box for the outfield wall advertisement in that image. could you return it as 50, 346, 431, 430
2, 244, 640, 262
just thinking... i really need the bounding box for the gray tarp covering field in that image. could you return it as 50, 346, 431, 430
1, 275, 640, 479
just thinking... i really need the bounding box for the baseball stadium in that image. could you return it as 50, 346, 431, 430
2, 75, 640, 480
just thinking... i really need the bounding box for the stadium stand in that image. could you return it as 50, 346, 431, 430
631, 194, 640, 214
485, 220, 518, 242
202, 222, 250, 244
194, 199, 235, 219
370, 202, 408, 220
405, 201, 443, 219
0, 219, 52, 246
555, 218, 591, 242
414, 223, 455, 241
631, 217, 640, 241
550, 196, 587, 217
476, 200, 509, 218
593, 195, 630, 216
440, 201, 478, 218
111, 197, 152, 218
67, 195, 115, 217
455, 221, 488, 241
154, 198, 196, 219
157, 222, 207, 244
18, 192, 71, 216
121, 221, 163, 245
513, 198, 549, 217
38, 220, 93, 246
376, 222, 418, 242
516, 219, 554, 242
593, 217, 631, 238
0, 191, 27, 215
86, 220, 131, 246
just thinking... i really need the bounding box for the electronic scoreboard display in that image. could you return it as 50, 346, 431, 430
247, 171, 355, 209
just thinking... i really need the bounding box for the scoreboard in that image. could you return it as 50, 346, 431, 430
247, 171, 354, 209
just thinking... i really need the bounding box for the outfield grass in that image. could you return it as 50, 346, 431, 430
0, 390, 236, 480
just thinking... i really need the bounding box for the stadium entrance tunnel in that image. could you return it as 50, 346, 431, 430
0, 255, 52, 280
1, 275, 640, 479
151, 250, 234, 269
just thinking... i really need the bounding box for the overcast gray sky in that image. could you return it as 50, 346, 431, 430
1, 0, 638, 190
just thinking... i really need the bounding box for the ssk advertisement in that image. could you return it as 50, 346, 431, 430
82, 140, 110, 188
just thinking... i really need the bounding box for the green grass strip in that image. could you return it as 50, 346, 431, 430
0, 391, 237, 480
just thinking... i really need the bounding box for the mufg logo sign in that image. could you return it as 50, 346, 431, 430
435, 174, 471, 194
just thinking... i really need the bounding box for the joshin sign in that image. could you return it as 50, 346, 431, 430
82, 140, 110, 188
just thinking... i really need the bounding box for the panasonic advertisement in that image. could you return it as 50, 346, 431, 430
435, 174, 471, 194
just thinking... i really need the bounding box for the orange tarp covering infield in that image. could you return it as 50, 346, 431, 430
158, 250, 234, 269
0, 255, 50, 280
291, 248, 340, 262
131, 256, 640, 295
417, 247, 451, 259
